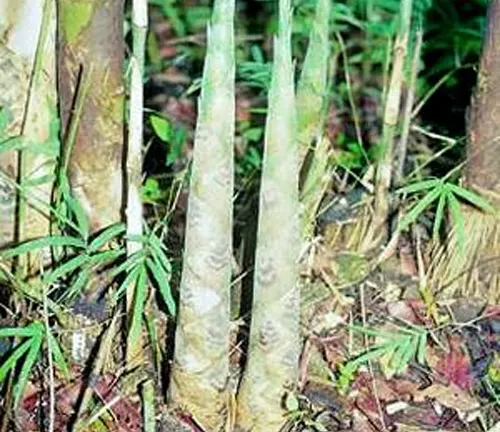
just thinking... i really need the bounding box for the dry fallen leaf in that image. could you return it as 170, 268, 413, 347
428, 334, 474, 390
414, 382, 480, 416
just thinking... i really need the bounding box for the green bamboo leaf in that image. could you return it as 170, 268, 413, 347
109, 250, 144, 279
88, 223, 126, 252
47, 332, 71, 379
0, 340, 32, 383
126, 234, 149, 244
0, 235, 85, 259
447, 192, 466, 254
127, 265, 148, 351
147, 231, 172, 273
89, 249, 125, 266
396, 178, 441, 195
416, 333, 427, 365
433, 192, 447, 241
0, 327, 38, 339
400, 336, 419, 373
351, 344, 396, 367
447, 183, 495, 213
146, 256, 176, 316
390, 336, 412, 375
62, 268, 90, 302
114, 261, 143, 301
67, 195, 90, 241
43, 254, 89, 285
398, 186, 442, 231
14, 335, 43, 407
150, 115, 172, 142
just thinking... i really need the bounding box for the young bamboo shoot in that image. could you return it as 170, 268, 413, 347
169, 0, 235, 429
235, 0, 301, 429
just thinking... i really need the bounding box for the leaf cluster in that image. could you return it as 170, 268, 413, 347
397, 179, 495, 251
336, 323, 428, 392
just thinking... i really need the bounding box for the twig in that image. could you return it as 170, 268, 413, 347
410, 124, 457, 145
411, 64, 474, 119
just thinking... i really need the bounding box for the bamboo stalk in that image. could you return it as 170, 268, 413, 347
168, 0, 235, 429
124, 0, 158, 428
126, 0, 148, 363
58, 0, 124, 233
394, 26, 423, 187
235, 0, 301, 429
369, 0, 412, 246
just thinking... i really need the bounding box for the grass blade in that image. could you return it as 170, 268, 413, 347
65, 193, 90, 241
